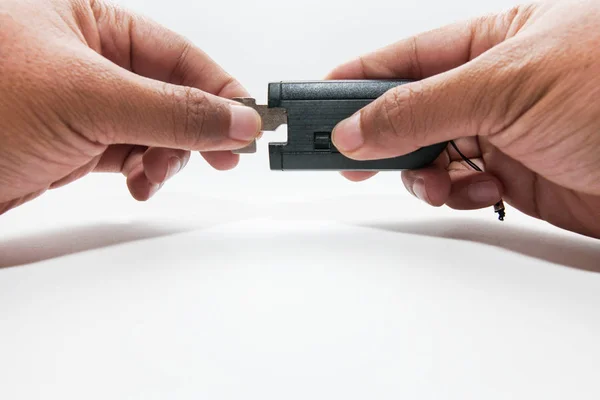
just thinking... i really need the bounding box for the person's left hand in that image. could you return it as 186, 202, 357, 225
0, 0, 261, 214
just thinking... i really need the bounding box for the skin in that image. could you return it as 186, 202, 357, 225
329, 0, 600, 239
0, 0, 261, 213
1, 0, 599, 241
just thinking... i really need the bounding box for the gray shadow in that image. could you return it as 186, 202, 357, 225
357, 219, 600, 273
0, 223, 194, 269
3, 218, 598, 273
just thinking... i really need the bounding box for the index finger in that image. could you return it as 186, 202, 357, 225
85, 0, 248, 168
328, 6, 534, 182
325, 6, 530, 80
87, 0, 246, 98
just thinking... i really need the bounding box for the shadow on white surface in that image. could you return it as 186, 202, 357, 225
359, 219, 600, 273
0, 223, 195, 269
2, 215, 599, 272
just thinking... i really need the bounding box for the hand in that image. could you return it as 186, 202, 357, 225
328, 0, 600, 239
0, 0, 261, 213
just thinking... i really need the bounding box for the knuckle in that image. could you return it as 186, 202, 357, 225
60, 62, 118, 143
502, 3, 538, 35
407, 36, 423, 78
92, 0, 128, 27
89, 0, 103, 19
466, 3, 538, 60
476, 42, 548, 136
215, 74, 242, 97
168, 85, 214, 148
377, 84, 425, 145
90, 0, 138, 54
169, 40, 193, 85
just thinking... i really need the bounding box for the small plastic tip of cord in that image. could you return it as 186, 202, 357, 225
494, 200, 506, 221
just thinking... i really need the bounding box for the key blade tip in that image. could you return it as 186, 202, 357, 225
233, 140, 257, 154
231, 96, 288, 131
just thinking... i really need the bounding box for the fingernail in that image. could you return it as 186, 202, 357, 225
229, 105, 261, 141
412, 178, 431, 204
332, 113, 364, 152
165, 157, 182, 181
467, 181, 500, 203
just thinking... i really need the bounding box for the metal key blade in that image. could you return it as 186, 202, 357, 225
232, 97, 287, 154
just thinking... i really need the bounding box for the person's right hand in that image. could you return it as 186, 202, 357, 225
328, 0, 600, 239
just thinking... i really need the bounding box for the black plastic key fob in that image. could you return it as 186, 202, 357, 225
266, 80, 447, 171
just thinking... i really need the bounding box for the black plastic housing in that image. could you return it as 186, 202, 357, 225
267, 80, 447, 171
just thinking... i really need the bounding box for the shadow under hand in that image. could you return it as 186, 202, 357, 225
359, 219, 600, 273
0, 223, 194, 269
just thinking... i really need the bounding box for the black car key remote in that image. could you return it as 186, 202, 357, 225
233, 80, 447, 171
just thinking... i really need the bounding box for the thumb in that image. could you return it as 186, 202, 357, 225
73, 57, 261, 151
330, 41, 543, 160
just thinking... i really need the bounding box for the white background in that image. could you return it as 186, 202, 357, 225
1, 0, 600, 398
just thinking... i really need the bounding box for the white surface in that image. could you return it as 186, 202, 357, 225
1, 0, 600, 398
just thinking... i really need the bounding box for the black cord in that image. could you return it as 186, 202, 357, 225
449, 140, 505, 221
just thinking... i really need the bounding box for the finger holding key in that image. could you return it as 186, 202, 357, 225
330, 5, 540, 160
83, 0, 254, 174
326, 5, 534, 182
61, 49, 261, 154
